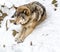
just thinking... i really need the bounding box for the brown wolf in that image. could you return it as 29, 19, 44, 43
12, 1, 46, 43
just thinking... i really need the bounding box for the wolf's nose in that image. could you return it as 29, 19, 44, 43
12, 15, 14, 18
14, 22, 16, 25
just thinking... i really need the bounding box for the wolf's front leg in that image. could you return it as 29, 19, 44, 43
15, 26, 34, 43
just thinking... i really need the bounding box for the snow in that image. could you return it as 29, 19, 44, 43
0, 0, 60, 52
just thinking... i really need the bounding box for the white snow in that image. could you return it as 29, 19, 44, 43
0, 0, 60, 52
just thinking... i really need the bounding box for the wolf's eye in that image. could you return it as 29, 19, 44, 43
21, 15, 25, 19
17, 12, 21, 16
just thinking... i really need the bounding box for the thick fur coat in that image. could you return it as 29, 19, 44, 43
12, 1, 46, 43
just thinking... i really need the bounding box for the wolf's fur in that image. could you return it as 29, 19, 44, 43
13, 1, 46, 43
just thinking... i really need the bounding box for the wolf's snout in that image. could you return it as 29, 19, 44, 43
12, 15, 14, 18
14, 22, 17, 25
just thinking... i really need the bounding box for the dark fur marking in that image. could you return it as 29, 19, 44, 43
33, 1, 46, 17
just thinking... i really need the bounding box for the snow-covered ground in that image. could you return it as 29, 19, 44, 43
0, 0, 60, 52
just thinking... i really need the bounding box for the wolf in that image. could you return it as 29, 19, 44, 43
12, 1, 46, 43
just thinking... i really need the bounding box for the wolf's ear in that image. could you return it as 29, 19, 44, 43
17, 6, 31, 15
13, 5, 18, 10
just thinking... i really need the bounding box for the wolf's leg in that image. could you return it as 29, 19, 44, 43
15, 26, 34, 43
